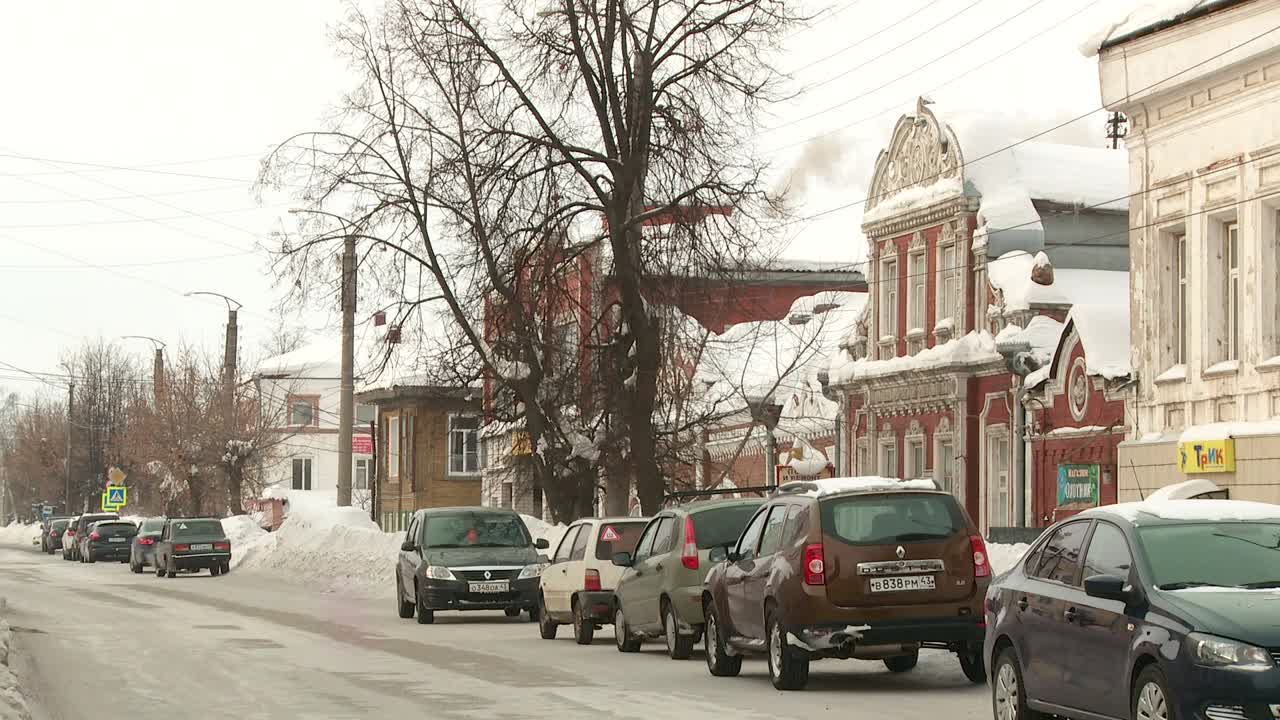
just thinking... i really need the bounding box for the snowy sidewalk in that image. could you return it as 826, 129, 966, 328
0, 599, 32, 720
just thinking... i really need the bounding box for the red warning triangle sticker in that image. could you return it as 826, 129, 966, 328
601, 526, 621, 542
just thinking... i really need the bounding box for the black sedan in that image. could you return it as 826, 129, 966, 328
984, 499, 1280, 720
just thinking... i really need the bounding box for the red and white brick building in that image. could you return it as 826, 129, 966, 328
828, 99, 1132, 532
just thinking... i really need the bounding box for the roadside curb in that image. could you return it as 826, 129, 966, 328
0, 598, 33, 720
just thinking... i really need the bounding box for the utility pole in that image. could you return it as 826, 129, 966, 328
1106, 111, 1129, 149
185, 291, 242, 512
337, 235, 356, 508
65, 381, 74, 513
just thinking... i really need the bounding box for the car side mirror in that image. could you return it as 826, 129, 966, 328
725, 548, 741, 563
612, 551, 633, 567
400, 541, 416, 552
1084, 574, 1132, 603
535, 538, 550, 550
708, 546, 727, 563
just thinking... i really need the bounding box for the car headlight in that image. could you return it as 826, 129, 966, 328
425, 565, 456, 581
1188, 633, 1274, 671
517, 564, 542, 580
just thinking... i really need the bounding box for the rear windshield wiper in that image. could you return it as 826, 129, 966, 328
1239, 580, 1280, 589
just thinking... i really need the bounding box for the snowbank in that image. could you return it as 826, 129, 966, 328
988, 543, 1030, 575
0, 600, 31, 720
521, 514, 568, 555
0, 524, 38, 549
830, 330, 999, 384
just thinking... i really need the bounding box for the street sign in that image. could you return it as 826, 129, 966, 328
101, 486, 128, 512
107, 467, 127, 485
353, 434, 373, 455
41, 505, 54, 521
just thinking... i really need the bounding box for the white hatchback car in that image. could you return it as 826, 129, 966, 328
537, 517, 648, 644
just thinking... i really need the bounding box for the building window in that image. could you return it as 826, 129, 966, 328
879, 436, 898, 479
552, 317, 578, 379
449, 415, 481, 475
1173, 232, 1187, 366
291, 458, 313, 491
906, 436, 926, 479
501, 481, 513, 508
1225, 221, 1240, 362
939, 243, 959, 330
387, 416, 400, 479
404, 415, 415, 490
936, 440, 956, 494
289, 398, 316, 426
987, 432, 1010, 528
533, 486, 543, 518
880, 258, 898, 341
907, 252, 926, 333
856, 439, 869, 475
354, 458, 371, 490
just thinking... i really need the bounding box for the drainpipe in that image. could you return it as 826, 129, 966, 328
818, 370, 843, 476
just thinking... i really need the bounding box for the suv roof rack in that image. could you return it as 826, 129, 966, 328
665, 485, 777, 502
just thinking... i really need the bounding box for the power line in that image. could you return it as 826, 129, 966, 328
0, 204, 287, 230
783, 0, 946, 76
0, 251, 256, 270
0, 151, 259, 183
0, 185, 258, 206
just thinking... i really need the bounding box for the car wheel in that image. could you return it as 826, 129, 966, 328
884, 650, 919, 672
156, 557, 166, 577
1133, 665, 1176, 720
614, 607, 642, 653
166, 556, 177, 579
130, 560, 142, 574
993, 647, 1044, 720
396, 573, 415, 619
958, 641, 987, 683
415, 583, 434, 625
210, 564, 221, 577
220, 561, 230, 575
664, 602, 694, 660
572, 599, 594, 645
766, 607, 809, 691
703, 602, 741, 677
86, 548, 96, 563
538, 595, 558, 640
526, 606, 539, 623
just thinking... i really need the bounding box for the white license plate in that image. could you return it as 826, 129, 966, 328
190, 543, 213, 551
468, 581, 509, 594
108, 537, 127, 543
869, 575, 936, 593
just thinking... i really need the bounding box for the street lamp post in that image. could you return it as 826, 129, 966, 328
121, 335, 167, 401
185, 291, 243, 513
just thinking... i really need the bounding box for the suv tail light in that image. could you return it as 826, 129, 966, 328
139, 537, 155, 545
584, 568, 602, 592
174, 544, 190, 553
803, 543, 825, 585
89, 531, 101, 541
50, 530, 59, 537
67, 529, 76, 536
970, 535, 990, 578
214, 541, 230, 552
681, 516, 699, 570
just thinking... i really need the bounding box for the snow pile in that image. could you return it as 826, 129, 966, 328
863, 177, 963, 225
829, 330, 999, 384
1068, 303, 1132, 379
0, 523, 38, 549
521, 514, 568, 555
258, 337, 341, 377
988, 251, 1130, 314
781, 476, 937, 498
987, 543, 1031, 575
0, 599, 31, 720
1080, 0, 1230, 56
261, 485, 379, 530
1088, 499, 1280, 523
220, 514, 268, 550
1178, 421, 1280, 442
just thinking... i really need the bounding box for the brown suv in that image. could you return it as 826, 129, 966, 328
701, 478, 990, 690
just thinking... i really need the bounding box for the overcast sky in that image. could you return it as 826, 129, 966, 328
0, 0, 1132, 398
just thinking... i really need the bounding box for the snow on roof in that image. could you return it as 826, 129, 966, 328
829, 329, 1000, 385
1147, 478, 1226, 501
998, 315, 1065, 358
1067, 302, 1132, 379
988, 250, 1130, 313
863, 177, 963, 225
1081, 0, 1238, 56
1179, 420, 1280, 442
258, 338, 341, 377
1085, 499, 1280, 523
758, 258, 865, 274
780, 476, 939, 498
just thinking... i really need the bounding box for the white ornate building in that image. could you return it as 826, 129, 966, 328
1093, 0, 1280, 501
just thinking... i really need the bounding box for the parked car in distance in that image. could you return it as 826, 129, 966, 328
130, 516, 166, 573
154, 518, 231, 577
702, 477, 990, 690
60, 515, 80, 560
395, 507, 550, 625
64, 513, 120, 561
538, 517, 648, 644
612, 498, 763, 658
80, 520, 138, 563
42, 518, 71, 554
984, 499, 1280, 720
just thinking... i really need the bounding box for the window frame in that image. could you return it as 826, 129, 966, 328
906, 435, 926, 479
354, 458, 371, 490
734, 507, 771, 561
882, 258, 899, 341
553, 525, 581, 564
1081, 520, 1136, 583
1173, 231, 1188, 367
386, 415, 401, 480
632, 516, 667, 563
291, 457, 313, 491
1225, 221, 1240, 362
987, 428, 1010, 528
757, 505, 789, 558
935, 438, 956, 495
937, 241, 960, 332
907, 250, 927, 335
448, 413, 481, 477
287, 395, 319, 427
1030, 520, 1092, 587
569, 522, 591, 561
879, 435, 898, 479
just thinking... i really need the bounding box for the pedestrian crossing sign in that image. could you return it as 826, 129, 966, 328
101, 485, 128, 511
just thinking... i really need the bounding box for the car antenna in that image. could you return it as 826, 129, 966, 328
1128, 459, 1146, 501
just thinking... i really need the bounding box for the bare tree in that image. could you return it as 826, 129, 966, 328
261, 0, 798, 517
61, 340, 144, 512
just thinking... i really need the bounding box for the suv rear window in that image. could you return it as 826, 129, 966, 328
171, 520, 226, 539
79, 514, 118, 529
93, 523, 137, 537
50, 520, 69, 532
821, 493, 964, 545
594, 522, 646, 560
691, 504, 761, 549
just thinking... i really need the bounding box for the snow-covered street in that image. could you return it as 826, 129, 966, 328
0, 541, 991, 719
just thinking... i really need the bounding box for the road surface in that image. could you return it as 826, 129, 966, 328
0, 544, 991, 719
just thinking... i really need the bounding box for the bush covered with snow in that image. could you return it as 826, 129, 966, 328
0, 600, 32, 720
0, 523, 38, 549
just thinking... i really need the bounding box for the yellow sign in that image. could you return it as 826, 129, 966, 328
511, 432, 533, 457
1178, 438, 1236, 474
107, 467, 126, 485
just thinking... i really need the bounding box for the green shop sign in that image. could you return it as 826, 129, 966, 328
1057, 464, 1099, 509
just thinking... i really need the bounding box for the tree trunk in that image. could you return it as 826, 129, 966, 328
227, 464, 245, 515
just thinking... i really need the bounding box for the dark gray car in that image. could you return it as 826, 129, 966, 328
130, 516, 166, 573
395, 507, 549, 625
69, 513, 120, 561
